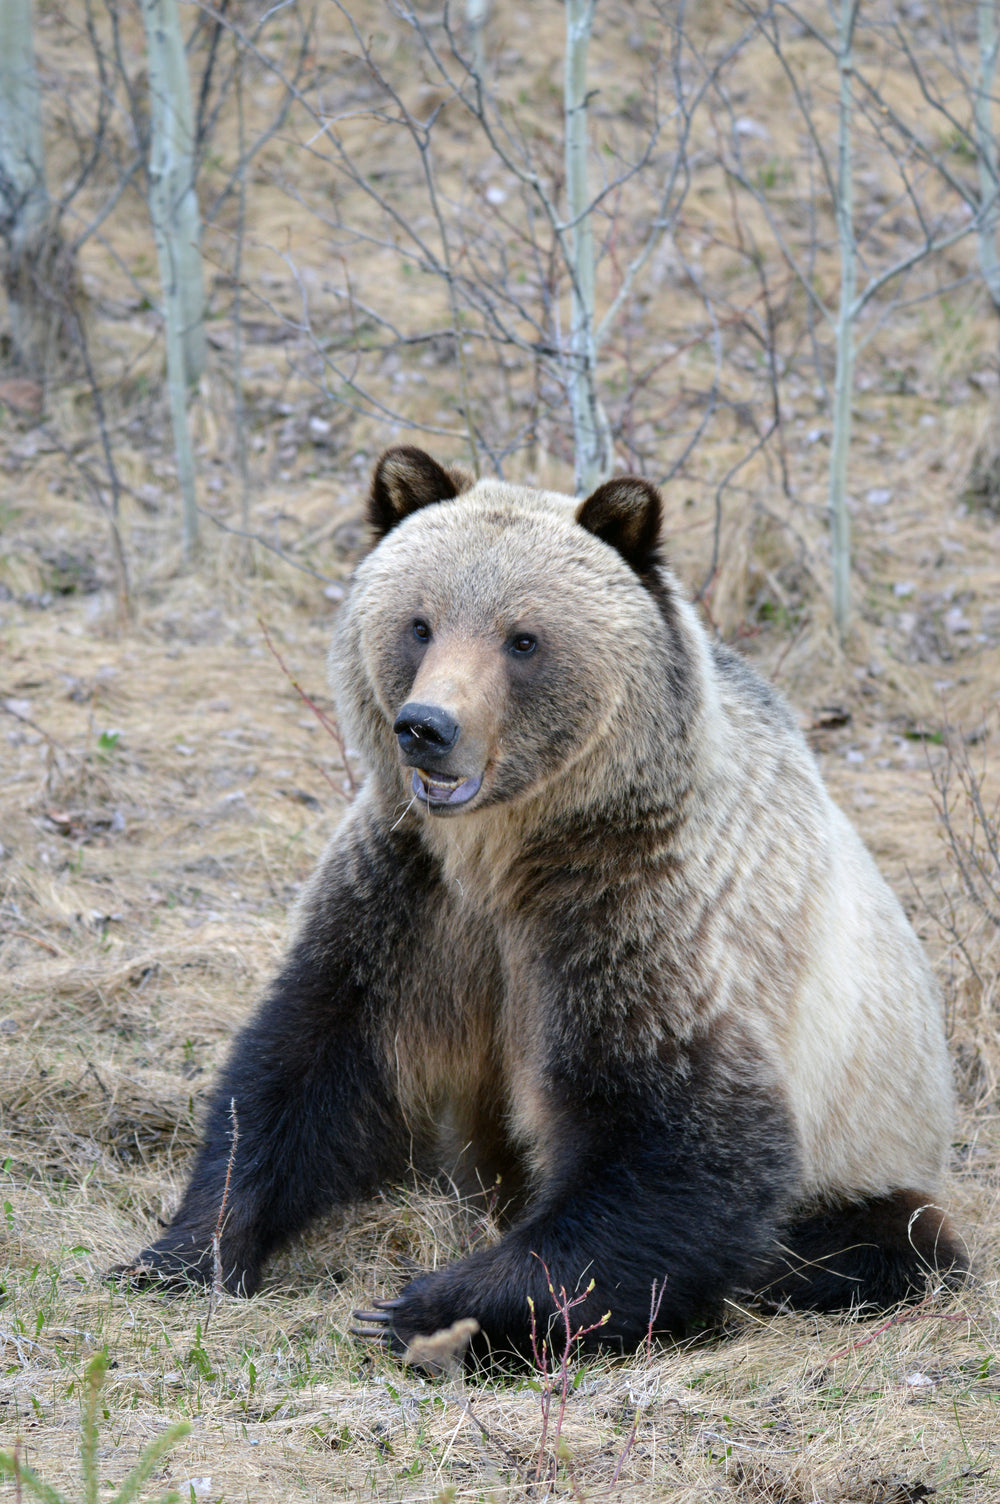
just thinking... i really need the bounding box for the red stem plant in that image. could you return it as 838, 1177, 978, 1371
527, 1257, 610, 1492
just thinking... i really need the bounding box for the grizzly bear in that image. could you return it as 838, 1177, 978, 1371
125, 446, 965, 1359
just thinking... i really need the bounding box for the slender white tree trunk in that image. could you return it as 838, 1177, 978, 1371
466, 0, 489, 79
564, 0, 613, 495
142, 0, 205, 385
976, 0, 1000, 313
970, 0, 1000, 510
141, 0, 205, 556
0, 0, 61, 377
829, 0, 859, 639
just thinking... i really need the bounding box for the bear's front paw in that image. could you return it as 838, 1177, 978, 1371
125, 1226, 267, 1295
352, 1270, 479, 1363
109, 1235, 258, 1296
107, 1245, 211, 1292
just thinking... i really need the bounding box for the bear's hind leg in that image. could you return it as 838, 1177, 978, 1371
760, 1190, 968, 1313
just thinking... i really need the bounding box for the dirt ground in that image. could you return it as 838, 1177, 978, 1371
2, 2, 1000, 1501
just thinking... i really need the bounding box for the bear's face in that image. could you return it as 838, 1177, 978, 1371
357, 508, 614, 813
335, 448, 669, 816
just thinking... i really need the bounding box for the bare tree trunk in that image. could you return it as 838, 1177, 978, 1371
233, 36, 250, 537
141, 0, 205, 555
564, 0, 613, 495
829, 0, 859, 640
466, 0, 489, 79
966, 0, 1000, 511
976, 0, 1000, 314
0, 0, 70, 381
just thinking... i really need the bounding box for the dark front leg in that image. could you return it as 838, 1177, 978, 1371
135, 981, 409, 1293
363, 1038, 800, 1362
126, 809, 440, 1293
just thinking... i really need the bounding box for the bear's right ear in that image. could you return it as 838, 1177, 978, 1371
367, 447, 471, 542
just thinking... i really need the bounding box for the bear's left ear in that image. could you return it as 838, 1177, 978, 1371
575, 477, 663, 576
368, 446, 472, 542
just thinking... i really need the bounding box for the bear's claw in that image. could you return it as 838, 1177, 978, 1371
350, 1296, 403, 1343
349, 1324, 389, 1343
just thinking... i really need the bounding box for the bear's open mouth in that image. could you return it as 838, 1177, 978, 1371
412, 768, 483, 808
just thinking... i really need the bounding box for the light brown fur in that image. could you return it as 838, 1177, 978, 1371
331, 463, 955, 1216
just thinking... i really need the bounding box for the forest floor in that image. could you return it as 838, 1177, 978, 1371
2, 2, 1000, 1501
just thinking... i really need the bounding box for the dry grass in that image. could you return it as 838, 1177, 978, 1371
2, 1, 1000, 1500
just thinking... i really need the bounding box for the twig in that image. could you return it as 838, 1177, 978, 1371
695, 418, 778, 603
929, 719, 1000, 930
257, 615, 358, 795
10, 931, 62, 957
827, 1302, 970, 1362
528, 1256, 610, 1490
769, 613, 812, 685
609, 1276, 668, 1487
206, 1097, 239, 1329
59, 307, 131, 617
459, 1394, 517, 1463
0, 699, 75, 757
907, 864, 984, 999
196, 506, 340, 585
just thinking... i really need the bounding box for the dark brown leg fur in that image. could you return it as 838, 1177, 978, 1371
759, 1189, 969, 1312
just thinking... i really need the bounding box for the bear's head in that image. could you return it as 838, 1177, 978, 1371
333, 447, 698, 818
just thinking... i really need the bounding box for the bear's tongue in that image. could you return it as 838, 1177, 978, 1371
413, 769, 483, 806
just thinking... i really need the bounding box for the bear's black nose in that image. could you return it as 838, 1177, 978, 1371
393, 702, 460, 756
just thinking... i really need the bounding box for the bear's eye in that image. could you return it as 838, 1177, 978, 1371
412, 620, 431, 642
509, 633, 537, 656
